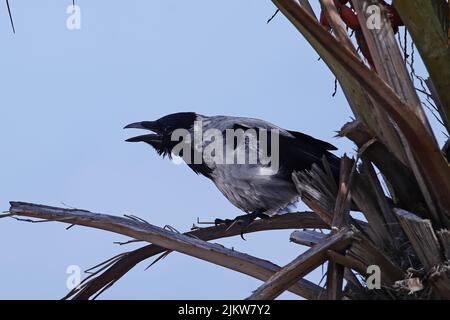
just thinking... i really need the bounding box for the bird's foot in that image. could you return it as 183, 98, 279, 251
214, 218, 234, 226
214, 212, 268, 240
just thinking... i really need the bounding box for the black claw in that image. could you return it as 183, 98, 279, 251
235, 213, 258, 240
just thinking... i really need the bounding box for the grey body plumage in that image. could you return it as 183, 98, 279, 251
194, 115, 300, 216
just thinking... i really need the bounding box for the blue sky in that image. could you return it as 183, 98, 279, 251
0, 1, 444, 299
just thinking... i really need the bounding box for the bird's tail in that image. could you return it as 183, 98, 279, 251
323, 152, 342, 185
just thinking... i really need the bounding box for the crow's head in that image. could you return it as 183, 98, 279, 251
124, 112, 197, 157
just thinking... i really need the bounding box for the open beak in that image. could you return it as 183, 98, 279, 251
124, 121, 162, 143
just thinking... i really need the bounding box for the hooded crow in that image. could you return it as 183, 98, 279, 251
125, 112, 340, 233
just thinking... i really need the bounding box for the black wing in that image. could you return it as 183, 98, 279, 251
281, 130, 340, 182
232, 123, 340, 179
287, 130, 337, 151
